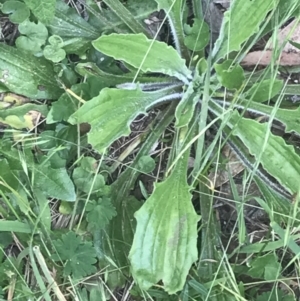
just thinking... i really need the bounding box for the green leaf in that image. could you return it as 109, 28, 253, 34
52, 231, 97, 279
231, 111, 300, 194
48, 1, 99, 54
23, 0, 56, 24
256, 290, 294, 301
46, 83, 89, 124
72, 166, 105, 194
1, 1, 30, 24
136, 155, 155, 174
43, 35, 66, 63
0, 44, 62, 99
0, 103, 48, 129
129, 161, 200, 293
0, 159, 19, 192
248, 253, 281, 280
243, 79, 283, 102
68, 86, 180, 153
0, 221, 32, 233
33, 165, 76, 202
92, 33, 192, 83
238, 100, 300, 134
175, 82, 199, 128
154, 0, 189, 59
101, 0, 149, 36
15, 20, 48, 53
86, 198, 117, 231
214, 59, 245, 89
184, 18, 209, 51
212, 0, 277, 61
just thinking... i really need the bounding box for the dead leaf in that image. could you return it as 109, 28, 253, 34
242, 19, 300, 66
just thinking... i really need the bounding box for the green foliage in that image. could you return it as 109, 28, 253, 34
43, 35, 66, 62
129, 157, 200, 293
92, 33, 192, 83
86, 197, 117, 231
248, 253, 281, 281
23, 0, 56, 24
0, 1, 30, 23
52, 231, 97, 279
1, 0, 300, 299
214, 59, 245, 89
15, 20, 48, 53
184, 18, 209, 51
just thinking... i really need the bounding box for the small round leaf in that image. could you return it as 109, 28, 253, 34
1, 1, 30, 24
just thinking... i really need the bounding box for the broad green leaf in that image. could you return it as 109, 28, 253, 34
101, 0, 149, 36
68, 86, 180, 153
129, 160, 200, 293
33, 165, 76, 202
239, 100, 300, 134
92, 33, 192, 83
243, 79, 283, 102
184, 18, 209, 51
212, 0, 276, 61
154, 0, 189, 58
214, 59, 245, 89
0, 221, 32, 233
75, 62, 175, 89
48, 1, 99, 54
0, 44, 62, 99
47, 1, 100, 55
96, 107, 176, 289
231, 111, 300, 194
1, 1, 30, 24
23, 0, 56, 24
15, 20, 48, 53
86, 0, 157, 33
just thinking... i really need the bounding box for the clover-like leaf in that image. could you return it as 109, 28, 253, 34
129, 160, 200, 293
43, 35, 66, 63
92, 33, 192, 83
52, 232, 97, 279
16, 20, 48, 53
1, 1, 30, 24
68, 86, 181, 153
